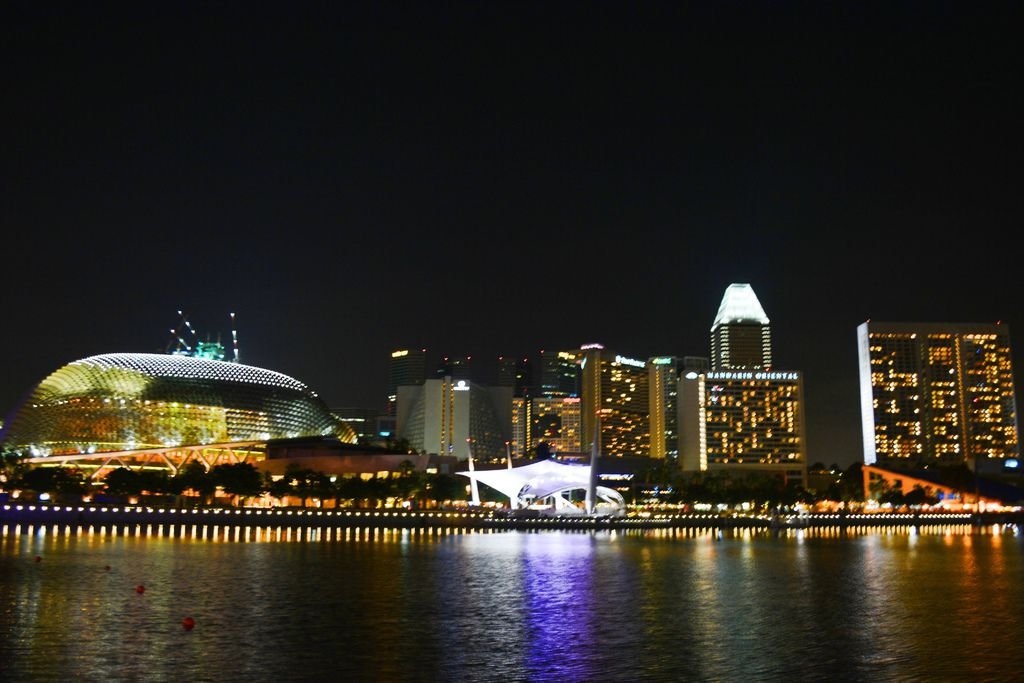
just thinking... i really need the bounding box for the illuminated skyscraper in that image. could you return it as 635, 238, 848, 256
581, 344, 650, 458
532, 397, 583, 455
388, 348, 426, 415
680, 288, 806, 485
538, 349, 582, 397
857, 321, 1020, 469
648, 356, 680, 461
711, 283, 772, 370
511, 397, 531, 458
396, 376, 512, 461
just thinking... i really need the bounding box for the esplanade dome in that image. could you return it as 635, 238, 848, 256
1, 353, 355, 457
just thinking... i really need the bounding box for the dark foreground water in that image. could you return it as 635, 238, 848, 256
2, 523, 1023, 682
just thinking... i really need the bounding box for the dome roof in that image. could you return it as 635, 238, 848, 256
1, 353, 354, 456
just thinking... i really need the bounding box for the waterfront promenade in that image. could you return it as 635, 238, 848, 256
3, 502, 1017, 533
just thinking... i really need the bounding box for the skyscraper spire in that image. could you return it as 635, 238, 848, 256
711, 283, 773, 371
712, 283, 770, 328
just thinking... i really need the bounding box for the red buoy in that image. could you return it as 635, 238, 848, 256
34, 556, 42, 563
136, 584, 145, 594
182, 617, 195, 631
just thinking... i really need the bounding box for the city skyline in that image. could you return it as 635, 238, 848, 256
4, 3, 1023, 470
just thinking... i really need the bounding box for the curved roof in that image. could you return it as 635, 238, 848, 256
712, 283, 769, 329
1, 353, 354, 456
459, 459, 625, 513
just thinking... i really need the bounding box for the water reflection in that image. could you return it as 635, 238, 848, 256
2, 524, 1023, 680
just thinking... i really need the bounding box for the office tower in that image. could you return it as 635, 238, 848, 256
388, 348, 426, 415
435, 355, 473, 381
580, 344, 650, 458
538, 349, 582, 397
679, 287, 806, 485
396, 376, 512, 461
648, 356, 681, 461
497, 356, 532, 397
857, 321, 1020, 469
710, 283, 772, 371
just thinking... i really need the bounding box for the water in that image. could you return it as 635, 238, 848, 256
2, 524, 1023, 681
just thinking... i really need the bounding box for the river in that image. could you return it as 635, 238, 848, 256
2, 523, 1022, 681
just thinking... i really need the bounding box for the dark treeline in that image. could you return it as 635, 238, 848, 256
1, 450, 979, 511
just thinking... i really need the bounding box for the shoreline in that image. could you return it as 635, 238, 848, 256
3, 503, 1020, 533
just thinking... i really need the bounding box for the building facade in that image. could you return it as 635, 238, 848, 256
648, 356, 680, 461
710, 283, 772, 371
857, 321, 1020, 469
388, 348, 426, 415
679, 285, 806, 484
0, 352, 356, 477
532, 397, 583, 455
497, 356, 532, 397
396, 377, 512, 461
331, 407, 381, 444
538, 349, 582, 398
581, 345, 650, 458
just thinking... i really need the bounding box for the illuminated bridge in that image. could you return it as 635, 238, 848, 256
0, 353, 356, 478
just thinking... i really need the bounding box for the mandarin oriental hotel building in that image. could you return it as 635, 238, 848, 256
679, 370, 807, 485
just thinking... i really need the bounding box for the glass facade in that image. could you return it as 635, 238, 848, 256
648, 357, 680, 461
581, 348, 650, 458
1, 353, 352, 457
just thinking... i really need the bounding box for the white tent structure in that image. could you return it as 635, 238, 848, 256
458, 459, 626, 516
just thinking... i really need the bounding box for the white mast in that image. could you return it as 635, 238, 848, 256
504, 440, 517, 510
586, 412, 600, 514
466, 438, 481, 506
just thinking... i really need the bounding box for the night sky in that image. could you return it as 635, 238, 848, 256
3, 2, 1022, 468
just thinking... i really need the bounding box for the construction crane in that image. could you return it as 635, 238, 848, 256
164, 311, 241, 362
165, 310, 194, 355
230, 312, 240, 363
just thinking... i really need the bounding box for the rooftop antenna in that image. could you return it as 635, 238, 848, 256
230, 312, 240, 363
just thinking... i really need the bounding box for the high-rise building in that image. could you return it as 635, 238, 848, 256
678, 358, 709, 472
388, 348, 426, 415
396, 376, 512, 461
680, 286, 806, 485
497, 356, 532, 397
511, 397, 531, 458
581, 344, 650, 458
435, 355, 473, 381
648, 356, 680, 461
710, 370, 805, 474
857, 321, 1020, 469
532, 397, 583, 455
710, 283, 772, 371
538, 349, 582, 397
